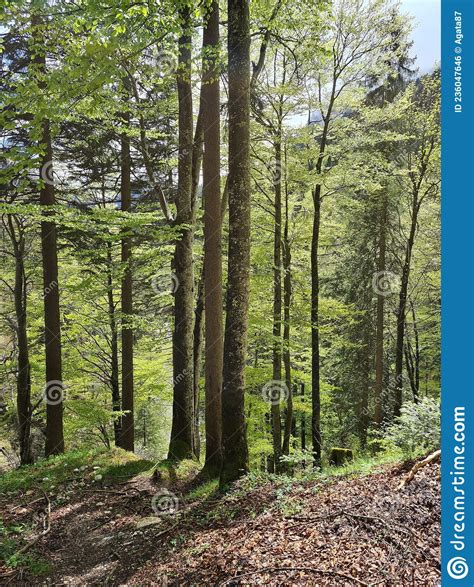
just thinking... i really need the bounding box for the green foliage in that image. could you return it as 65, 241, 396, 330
377, 399, 441, 458
0, 0, 439, 478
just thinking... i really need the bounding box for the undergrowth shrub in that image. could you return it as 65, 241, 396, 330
378, 398, 440, 457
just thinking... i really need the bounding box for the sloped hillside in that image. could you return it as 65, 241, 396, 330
0, 451, 440, 585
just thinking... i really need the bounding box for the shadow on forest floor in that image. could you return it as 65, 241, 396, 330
0, 449, 440, 586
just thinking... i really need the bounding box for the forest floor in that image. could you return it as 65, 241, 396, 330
0, 449, 440, 586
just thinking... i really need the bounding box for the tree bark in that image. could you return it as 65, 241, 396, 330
220, 0, 251, 486
404, 301, 420, 403
106, 242, 121, 447
359, 324, 370, 447
311, 187, 321, 466
374, 195, 387, 425
310, 96, 333, 467
193, 276, 205, 459
394, 192, 420, 417
168, 4, 196, 460
119, 95, 134, 452
202, 0, 223, 478
271, 139, 283, 472
282, 170, 292, 458
8, 218, 32, 465
32, 13, 64, 456
300, 383, 306, 458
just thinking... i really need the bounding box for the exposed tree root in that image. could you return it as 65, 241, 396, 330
397, 450, 441, 490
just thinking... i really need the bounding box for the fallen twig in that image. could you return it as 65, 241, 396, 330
13, 488, 51, 557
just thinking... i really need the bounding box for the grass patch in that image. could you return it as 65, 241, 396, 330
186, 479, 219, 501
153, 458, 201, 484
313, 452, 402, 481
0, 447, 153, 494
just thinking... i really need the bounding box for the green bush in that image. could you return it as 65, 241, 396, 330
379, 398, 440, 457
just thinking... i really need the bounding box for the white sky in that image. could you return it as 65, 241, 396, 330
400, 0, 441, 73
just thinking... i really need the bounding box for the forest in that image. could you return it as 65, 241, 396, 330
1, 0, 441, 584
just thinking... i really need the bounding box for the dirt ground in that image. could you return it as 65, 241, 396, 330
0, 460, 440, 586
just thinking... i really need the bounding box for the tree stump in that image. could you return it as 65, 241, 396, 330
329, 448, 354, 466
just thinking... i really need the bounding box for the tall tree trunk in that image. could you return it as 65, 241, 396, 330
32, 14, 64, 456
220, 0, 251, 486
271, 139, 282, 472
282, 170, 292, 457
120, 96, 134, 452
168, 4, 196, 460
190, 68, 208, 460
404, 301, 420, 403
310, 103, 333, 468
9, 219, 32, 465
40, 122, 64, 457
202, 0, 223, 478
300, 383, 306, 460
311, 186, 321, 466
106, 242, 121, 447
359, 324, 370, 447
374, 195, 387, 425
394, 192, 420, 416
193, 277, 204, 460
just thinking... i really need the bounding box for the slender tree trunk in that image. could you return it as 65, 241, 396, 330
190, 55, 211, 461
282, 173, 292, 457
311, 186, 321, 466
309, 106, 332, 468
394, 192, 419, 416
374, 195, 387, 425
120, 97, 134, 452
31, 13, 64, 457
193, 276, 204, 460
191, 109, 204, 216
9, 221, 32, 465
412, 302, 420, 400
39, 123, 64, 457
271, 139, 282, 472
106, 242, 121, 446
220, 0, 251, 486
404, 301, 420, 403
168, 5, 196, 460
359, 325, 370, 447
300, 383, 306, 463
32, 14, 64, 456
202, 0, 223, 477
